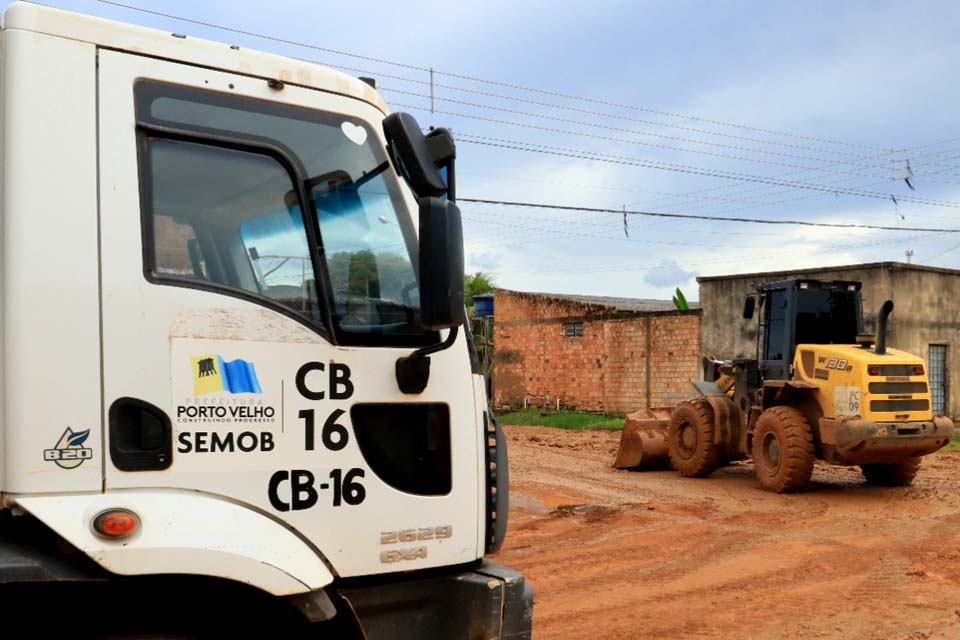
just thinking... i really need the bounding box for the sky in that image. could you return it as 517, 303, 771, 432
15, 0, 960, 302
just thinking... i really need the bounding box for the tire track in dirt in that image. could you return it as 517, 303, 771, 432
492, 426, 960, 639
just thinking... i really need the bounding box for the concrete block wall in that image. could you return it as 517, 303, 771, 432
493, 290, 701, 414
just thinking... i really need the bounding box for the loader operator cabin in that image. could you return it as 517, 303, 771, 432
493, 262, 960, 421
699, 262, 960, 420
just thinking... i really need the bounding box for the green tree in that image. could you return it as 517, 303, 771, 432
464, 271, 495, 308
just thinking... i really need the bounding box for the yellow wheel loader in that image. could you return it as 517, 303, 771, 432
615, 279, 954, 492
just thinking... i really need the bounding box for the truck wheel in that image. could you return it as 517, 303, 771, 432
753, 406, 814, 493
861, 458, 921, 486
668, 400, 721, 477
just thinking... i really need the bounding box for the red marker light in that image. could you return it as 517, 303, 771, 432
868, 366, 881, 376
913, 365, 925, 376
93, 509, 140, 539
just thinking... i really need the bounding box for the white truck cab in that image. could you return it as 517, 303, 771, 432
0, 3, 531, 637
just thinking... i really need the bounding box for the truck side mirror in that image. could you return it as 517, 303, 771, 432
743, 296, 756, 320
383, 112, 448, 198
419, 197, 464, 330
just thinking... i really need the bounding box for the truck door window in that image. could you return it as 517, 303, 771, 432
143, 137, 320, 322
135, 80, 434, 347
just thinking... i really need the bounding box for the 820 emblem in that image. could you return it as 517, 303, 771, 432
44, 427, 93, 469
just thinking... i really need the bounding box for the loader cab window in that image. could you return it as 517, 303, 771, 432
765, 289, 787, 361
794, 289, 859, 345
144, 138, 320, 321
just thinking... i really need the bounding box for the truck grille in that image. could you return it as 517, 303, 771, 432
485, 412, 508, 554
868, 382, 928, 394
870, 399, 930, 412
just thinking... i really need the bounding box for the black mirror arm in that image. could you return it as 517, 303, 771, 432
411, 325, 459, 359
395, 327, 459, 394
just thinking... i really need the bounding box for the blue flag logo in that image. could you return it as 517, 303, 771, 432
192, 354, 263, 395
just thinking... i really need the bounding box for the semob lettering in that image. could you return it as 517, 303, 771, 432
178, 430, 275, 453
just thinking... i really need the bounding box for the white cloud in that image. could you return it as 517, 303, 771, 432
644, 260, 697, 288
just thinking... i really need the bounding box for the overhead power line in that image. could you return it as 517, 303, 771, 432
382, 87, 901, 162
393, 101, 922, 179
457, 198, 960, 233
631, 146, 960, 229
91, 0, 428, 70
918, 239, 960, 264
91, 0, 892, 153
634, 141, 960, 209
455, 135, 960, 209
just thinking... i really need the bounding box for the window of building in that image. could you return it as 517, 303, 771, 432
929, 344, 948, 415
564, 322, 584, 338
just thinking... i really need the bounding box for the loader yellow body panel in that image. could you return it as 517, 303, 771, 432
791, 344, 933, 422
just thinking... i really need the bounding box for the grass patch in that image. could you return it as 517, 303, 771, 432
496, 408, 624, 431
940, 431, 960, 453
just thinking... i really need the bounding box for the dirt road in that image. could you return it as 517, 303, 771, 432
492, 426, 960, 639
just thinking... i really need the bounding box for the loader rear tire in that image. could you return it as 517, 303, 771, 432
753, 406, 814, 493
861, 458, 921, 486
668, 400, 721, 477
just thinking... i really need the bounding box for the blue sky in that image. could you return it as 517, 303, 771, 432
18, 0, 960, 301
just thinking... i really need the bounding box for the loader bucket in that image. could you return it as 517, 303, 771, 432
613, 409, 671, 469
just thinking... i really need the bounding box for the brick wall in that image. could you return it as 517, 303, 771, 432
492, 290, 701, 414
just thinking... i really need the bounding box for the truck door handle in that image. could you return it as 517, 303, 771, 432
109, 397, 173, 471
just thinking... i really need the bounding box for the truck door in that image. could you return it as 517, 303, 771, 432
98, 50, 480, 577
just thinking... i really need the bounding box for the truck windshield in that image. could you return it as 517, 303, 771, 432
136, 80, 430, 346
310, 163, 420, 335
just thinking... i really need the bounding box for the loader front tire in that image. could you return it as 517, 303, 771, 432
753, 406, 815, 493
861, 458, 920, 486
668, 400, 721, 477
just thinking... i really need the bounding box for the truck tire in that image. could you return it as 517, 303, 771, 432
861, 458, 921, 486
753, 406, 814, 493
668, 400, 721, 477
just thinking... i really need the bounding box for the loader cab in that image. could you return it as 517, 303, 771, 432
747, 279, 863, 380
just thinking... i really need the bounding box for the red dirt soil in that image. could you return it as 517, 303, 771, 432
490, 425, 960, 639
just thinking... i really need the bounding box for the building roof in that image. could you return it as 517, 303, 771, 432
697, 261, 960, 283
495, 289, 696, 313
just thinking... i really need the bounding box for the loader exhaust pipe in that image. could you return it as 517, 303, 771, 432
875, 300, 894, 355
